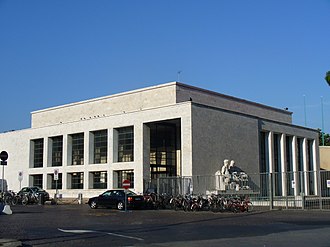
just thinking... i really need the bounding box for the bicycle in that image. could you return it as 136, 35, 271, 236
16, 193, 29, 205
3, 191, 18, 206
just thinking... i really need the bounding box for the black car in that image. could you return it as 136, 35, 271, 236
88, 189, 145, 210
18, 186, 50, 203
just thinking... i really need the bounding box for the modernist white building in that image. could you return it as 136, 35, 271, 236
0, 82, 320, 198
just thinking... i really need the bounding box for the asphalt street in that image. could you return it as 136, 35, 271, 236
1, 204, 330, 246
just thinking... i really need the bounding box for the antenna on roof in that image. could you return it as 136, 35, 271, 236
177, 70, 182, 82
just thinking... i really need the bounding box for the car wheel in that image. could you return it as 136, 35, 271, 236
117, 201, 124, 210
90, 200, 98, 209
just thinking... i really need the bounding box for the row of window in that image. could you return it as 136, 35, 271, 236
30, 170, 134, 190
31, 127, 134, 168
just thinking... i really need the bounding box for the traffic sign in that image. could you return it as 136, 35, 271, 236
0, 151, 8, 161
54, 169, 59, 181
122, 179, 130, 189
18, 171, 23, 182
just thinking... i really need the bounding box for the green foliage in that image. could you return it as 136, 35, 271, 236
318, 128, 330, 146
326, 71, 330, 86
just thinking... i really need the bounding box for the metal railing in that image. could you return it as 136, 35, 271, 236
151, 170, 330, 211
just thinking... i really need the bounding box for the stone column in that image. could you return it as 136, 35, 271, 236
142, 124, 150, 192
62, 134, 68, 190
268, 132, 274, 174
280, 133, 287, 197
108, 128, 113, 190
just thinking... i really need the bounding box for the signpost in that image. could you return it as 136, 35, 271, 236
0, 151, 8, 165
18, 171, 23, 190
122, 179, 130, 212
122, 179, 130, 190
54, 169, 59, 203
0, 151, 8, 193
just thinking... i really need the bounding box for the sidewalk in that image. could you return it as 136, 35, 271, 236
0, 239, 21, 247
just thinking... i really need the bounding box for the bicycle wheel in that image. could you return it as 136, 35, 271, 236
210, 202, 220, 212
21, 195, 29, 205
11, 196, 18, 206
4, 196, 11, 205
246, 202, 253, 212
183, 200, 190, 212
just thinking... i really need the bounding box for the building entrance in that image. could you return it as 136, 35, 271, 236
149, 119, 181, 180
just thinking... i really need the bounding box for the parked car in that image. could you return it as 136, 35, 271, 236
88, 189, 145, 210
17, 186, 50, 204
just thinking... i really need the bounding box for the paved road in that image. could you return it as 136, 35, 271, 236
1, 204, 330, 246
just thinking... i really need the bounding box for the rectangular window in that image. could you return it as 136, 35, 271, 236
52, 136, 63, 167
115, 170, 134, 188
93, 130, 108, 164
33, 139, 44, 168
307, 139, 315, 195
296, 137, 304, 195
286, 135, 294, 196
31, 174, 43, 188
259, 132, 268, 173
71, 133, 84, 165
259, 131, 269, 197
117, 126, 134, 162
90, 171, 107, 189
286, 136, 293, 172
69, 172, 84, 189
297, 138, 304, 172
48, 173, 62, 190
273, 133, 282, 196
307, 139, 314, 171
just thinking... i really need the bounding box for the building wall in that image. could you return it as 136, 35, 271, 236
176, 83, 292, 124
261, 120, 319, 140
31, 81, 293, 130
0, 102, 192, 198
191, 104, 260, 176
31, 83, 177, 129
0, 82, 321, 198
320, 146, 330, 170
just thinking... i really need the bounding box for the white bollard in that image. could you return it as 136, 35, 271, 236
0, 204, 12, 215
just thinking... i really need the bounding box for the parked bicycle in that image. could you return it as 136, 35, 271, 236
3, 191, 18, 206
16, 193, 29, 205
142, 189, 254, 213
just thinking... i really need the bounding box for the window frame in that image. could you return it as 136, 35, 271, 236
117, 126, 134, 162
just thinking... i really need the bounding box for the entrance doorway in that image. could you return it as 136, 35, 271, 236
149, 119, 181, 180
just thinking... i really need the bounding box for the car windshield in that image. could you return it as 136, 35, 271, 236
126, 190, 137, 196
31, 187, 44, 192
100, 190, 138, 197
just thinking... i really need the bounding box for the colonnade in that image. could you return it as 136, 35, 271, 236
266, 132, 319, 196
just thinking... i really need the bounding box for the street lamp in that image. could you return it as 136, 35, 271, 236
326, 71, 330, 86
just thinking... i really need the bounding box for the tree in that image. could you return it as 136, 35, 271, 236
318, 129, 330, 146
326, 71, 330, 86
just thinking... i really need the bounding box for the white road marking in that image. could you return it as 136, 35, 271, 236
58, 228, 144, 241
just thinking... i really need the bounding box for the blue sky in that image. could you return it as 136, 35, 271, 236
0, 0, 329, 133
